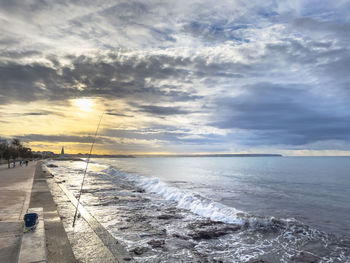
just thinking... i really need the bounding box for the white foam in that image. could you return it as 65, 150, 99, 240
102, 167, 254, 225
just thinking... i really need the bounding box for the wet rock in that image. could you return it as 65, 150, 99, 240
133, 214, 148, 222
97, 196, 120, 206
290, 251, 320, 263
81, 189, 95, 193
131, 246, 148, 255
172, 233, 190, 240
47, 164, 58, 168
134, 188, 145, 193
139, 228, 166, 238
188, 220, 224, 229
147, 239, 165, 248
189, 225, 241, 240
157, 214, 183, 220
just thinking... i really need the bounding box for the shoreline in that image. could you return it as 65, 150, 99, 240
45, 158, 350, 262
43, 163, 133, 262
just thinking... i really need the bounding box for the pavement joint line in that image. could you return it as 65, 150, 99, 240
47, 166, 134, 263
19, 165, 36, 221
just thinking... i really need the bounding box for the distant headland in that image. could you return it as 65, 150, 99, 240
52, 153, 283, 160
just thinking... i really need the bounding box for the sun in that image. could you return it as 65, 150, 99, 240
74, 98, 93, 112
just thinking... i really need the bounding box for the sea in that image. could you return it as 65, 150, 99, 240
46, 156, 350, 262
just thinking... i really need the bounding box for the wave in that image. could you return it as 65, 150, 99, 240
47, 162, 350, 262
102, 166, 294, 229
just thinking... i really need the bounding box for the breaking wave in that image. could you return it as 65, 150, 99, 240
102, 166, 293, 229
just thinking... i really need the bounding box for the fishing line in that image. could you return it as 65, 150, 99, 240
72, 113, 104, 228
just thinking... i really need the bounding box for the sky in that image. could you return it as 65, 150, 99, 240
1, 0, 350, 155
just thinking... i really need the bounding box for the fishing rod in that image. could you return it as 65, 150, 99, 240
72, 113, 104, 227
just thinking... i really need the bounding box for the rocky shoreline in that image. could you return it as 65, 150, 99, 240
45, 161, 350, 263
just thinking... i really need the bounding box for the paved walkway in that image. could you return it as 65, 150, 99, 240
0, 162, 36, 263
30, 164, 76, 263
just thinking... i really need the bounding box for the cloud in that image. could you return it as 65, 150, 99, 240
211, 83, 350, 146
16, 134, 116, 144
1, 0, 350, 153
105, 111, 133, 117
0, 53, 204, 104
135, 105, 189, 116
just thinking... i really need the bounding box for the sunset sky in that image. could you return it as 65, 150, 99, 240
1, 0, 350, 155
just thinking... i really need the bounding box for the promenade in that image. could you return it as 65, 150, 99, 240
0, 162, 36, 262
0, 161, 132, 263
0, 162, 76, 263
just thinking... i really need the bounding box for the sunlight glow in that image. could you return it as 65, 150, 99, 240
74, 98, 93, 112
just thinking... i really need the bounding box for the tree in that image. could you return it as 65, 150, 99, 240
10, 139, 22, 167
1, 142, 11, 168
0, 138, 33, 168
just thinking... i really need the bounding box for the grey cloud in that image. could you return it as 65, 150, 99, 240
211, 83, 350, 146
135, 105, 189, 116
2, 0, 350, 153
16, 134, 116, 144
102, 128, 222, 145
291, 17, 350, 44
105, 111, 133, 117
103, 128, 188, 141
0, 111, 62, 117
20, 110, 64, 116
0, 53, 204, 104
101, 128, 225, 152
183, 21, 250, 43
0, 50, 40, 59
0, 37, 20, 47
293, 17, 350, 35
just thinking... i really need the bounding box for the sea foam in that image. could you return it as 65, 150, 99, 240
102, 166, 279, 227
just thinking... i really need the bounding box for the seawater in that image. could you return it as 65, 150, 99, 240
46, 157, 350, 262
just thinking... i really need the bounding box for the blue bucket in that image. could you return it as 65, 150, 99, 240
24, 213, 38, 228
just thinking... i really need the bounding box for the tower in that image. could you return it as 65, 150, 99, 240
60, 146, 64, 156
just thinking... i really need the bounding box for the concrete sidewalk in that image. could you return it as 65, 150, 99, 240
30, 163, 76, 263
0, 162, 36, 263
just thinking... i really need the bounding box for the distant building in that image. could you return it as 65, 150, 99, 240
60, 146, 65, 156
33, 151, 55, 158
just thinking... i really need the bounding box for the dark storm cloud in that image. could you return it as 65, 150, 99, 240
211, 83, 350, 146
16, 134, 116, 144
